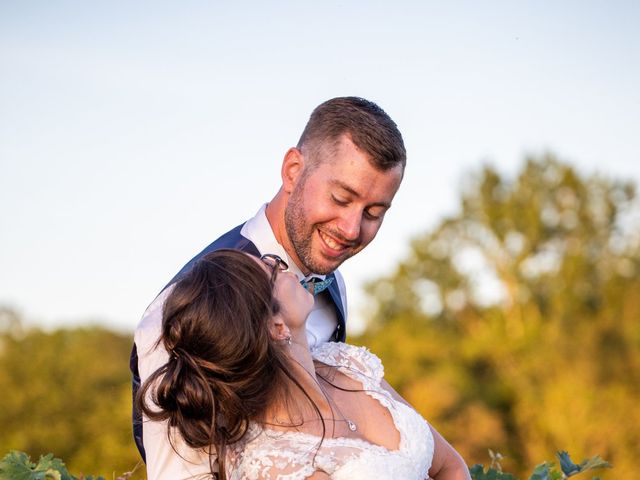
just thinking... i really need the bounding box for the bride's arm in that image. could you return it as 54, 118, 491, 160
427, 425, 471, 480
379, 379, 471, 480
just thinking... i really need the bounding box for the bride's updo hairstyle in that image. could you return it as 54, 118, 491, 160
136, 249, 290, 476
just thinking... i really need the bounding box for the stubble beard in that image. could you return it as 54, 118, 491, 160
285, 183, 325, 275
284, 182, 352, 276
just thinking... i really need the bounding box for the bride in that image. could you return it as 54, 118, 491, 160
137, 249, 471, 480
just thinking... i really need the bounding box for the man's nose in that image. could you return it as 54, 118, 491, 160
336, 209, 362, 241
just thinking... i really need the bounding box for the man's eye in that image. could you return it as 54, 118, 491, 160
332, 196, 349, 205
364, 208, 385, 220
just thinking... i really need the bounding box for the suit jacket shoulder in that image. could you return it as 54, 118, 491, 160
164, 222, 260, 291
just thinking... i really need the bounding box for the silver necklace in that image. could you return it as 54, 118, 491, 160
317, 374, 358, 432
344, 418, 358, 432
272, 414, 357, 432
271, 378, 358, 433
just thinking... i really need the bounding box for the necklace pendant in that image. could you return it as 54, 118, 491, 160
347, 420, 357, 432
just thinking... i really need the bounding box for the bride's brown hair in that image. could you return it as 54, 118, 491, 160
136, 249, 300, 478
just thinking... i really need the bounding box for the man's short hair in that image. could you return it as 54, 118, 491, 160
297, 96, 406, 171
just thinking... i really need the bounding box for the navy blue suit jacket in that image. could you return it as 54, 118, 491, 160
130, 222, 347, 461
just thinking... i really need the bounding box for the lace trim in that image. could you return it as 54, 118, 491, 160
312, 342, 385, 388
260, 425, 400, 455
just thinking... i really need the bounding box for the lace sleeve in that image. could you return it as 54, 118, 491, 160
312, 343, 384, 388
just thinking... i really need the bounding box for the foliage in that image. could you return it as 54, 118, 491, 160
0, 315, 144, 479
0, 450, 80, 480
0, 154, 635, 478
357, 154, 639, 478
470, 450, 610, 480
0, 450, 142, 480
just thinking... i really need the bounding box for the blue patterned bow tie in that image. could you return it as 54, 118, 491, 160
300, 276, 334, 295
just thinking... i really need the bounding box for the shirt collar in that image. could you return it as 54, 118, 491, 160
241, 204, 326, 282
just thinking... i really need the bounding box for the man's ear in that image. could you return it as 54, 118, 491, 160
269, 314, 291, 342
281, 147, 305, 194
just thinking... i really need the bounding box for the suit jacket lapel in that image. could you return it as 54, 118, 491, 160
326, 272, 346, 341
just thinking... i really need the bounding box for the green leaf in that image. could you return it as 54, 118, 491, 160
0, 451, 74, 480
528, 462, 553, 480
557, 451, 580, 476
44, 470, 61, 480
555, 451, 612, 477
470, 466, 486, 479
0, 451, 37, 480
578, 455, 611, 473
32, 454, 73, 480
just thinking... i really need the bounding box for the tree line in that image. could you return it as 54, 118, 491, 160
355, 154, 638, 478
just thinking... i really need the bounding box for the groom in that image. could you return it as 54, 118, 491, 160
131, 96, 406, 478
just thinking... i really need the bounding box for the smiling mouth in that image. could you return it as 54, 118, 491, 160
318, 229, 354, 253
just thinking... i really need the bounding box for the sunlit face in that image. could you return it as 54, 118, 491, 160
255, 254, 314, 330
284, 135, 404, 275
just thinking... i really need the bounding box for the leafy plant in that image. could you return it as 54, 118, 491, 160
0, 451, 142, 480
470, 451, 611, 480
0, 451, 87, 480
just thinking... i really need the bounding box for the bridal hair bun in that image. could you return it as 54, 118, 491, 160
153, 347, 213, 419
135, 249, 292, 450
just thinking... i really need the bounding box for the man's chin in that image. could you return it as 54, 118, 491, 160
305, 252, 353, 275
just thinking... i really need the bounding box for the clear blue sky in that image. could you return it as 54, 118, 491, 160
1, 1, 639, 332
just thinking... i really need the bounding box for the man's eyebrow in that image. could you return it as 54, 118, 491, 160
331, 179, 360, 197
330, 179, 392, 208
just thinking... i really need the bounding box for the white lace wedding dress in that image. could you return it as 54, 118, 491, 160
226, 343, 434, 479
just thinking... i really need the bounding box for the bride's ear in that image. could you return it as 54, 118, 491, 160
269, 314, 291, 342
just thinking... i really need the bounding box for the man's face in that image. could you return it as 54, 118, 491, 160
284, 135, 404, 275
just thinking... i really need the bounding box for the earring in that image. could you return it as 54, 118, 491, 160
284, 335, 292, 346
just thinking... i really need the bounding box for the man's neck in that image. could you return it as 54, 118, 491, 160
264, 194, 285, 247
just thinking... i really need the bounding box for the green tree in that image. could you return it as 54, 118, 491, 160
0, 313, 142, 478
358, 154, 639, 478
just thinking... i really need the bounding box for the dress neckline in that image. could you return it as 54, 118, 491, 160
256, 424, 403, 455
254, 343, 406, 453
